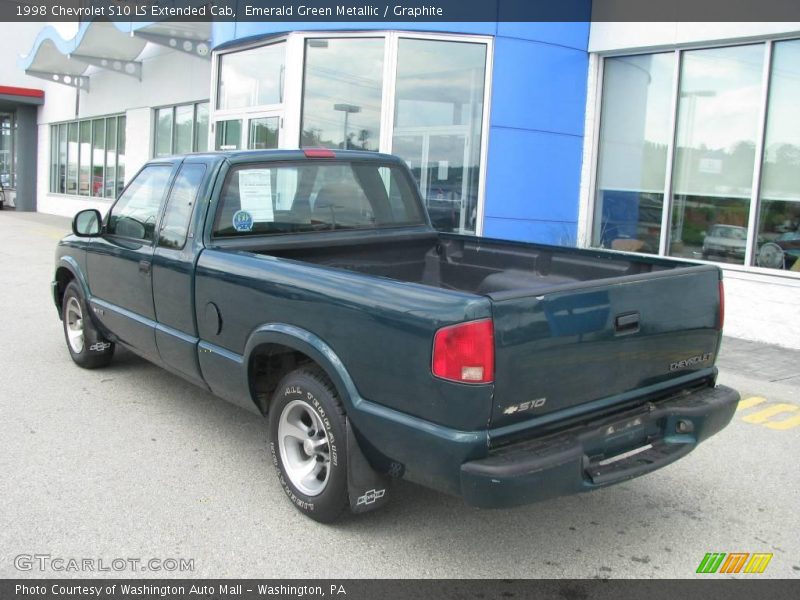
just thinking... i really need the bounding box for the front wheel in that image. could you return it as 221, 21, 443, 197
268, 367, 348, 523
62, 281, 115, 369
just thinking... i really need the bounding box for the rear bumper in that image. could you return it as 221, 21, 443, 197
460, 384, 739, 508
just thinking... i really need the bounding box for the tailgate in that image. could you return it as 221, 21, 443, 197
489, 265, 723, 429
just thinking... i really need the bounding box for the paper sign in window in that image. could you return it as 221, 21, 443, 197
238, 169, 274, 222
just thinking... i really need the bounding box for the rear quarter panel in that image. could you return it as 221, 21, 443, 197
193, 249, 494, 431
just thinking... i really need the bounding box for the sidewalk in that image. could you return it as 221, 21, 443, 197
718, 336, 800, 387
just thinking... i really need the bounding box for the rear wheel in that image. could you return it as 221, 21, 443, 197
62, 281, 115, 369
268, 367, 348, 523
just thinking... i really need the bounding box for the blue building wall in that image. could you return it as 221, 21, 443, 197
485, 24, 589, 245
212, 19, 590, 246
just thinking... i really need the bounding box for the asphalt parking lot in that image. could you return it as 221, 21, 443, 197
0, 210, 798, 579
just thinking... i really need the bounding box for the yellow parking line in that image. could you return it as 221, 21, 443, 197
31, 227, 66, 241
737, 396, 767, 411
765, 414, 800, 431
742, 403, 799, 424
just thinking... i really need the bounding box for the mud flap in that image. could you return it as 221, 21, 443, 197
347, 418, 391, 514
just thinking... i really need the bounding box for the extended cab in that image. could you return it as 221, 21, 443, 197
53, 150, 739, 522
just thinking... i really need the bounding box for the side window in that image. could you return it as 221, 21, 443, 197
107, 165, 172, 241
158, 164, 206, 249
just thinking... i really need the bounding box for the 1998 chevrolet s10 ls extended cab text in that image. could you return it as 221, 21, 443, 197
53, 149, 739, 522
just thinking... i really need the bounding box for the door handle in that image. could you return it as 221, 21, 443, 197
614, 312, 640, 335
138, 260, 151, 275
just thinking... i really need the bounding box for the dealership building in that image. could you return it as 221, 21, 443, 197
0, 18, 798, 347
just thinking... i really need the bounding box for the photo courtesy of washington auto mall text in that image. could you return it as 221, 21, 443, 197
1, 0, 800, 599
14, 583, 348, 598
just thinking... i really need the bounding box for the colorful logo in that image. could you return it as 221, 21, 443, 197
696, 552, 773, 574
232, 210, 254, 232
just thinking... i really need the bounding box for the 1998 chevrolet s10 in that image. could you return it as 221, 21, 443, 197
53, 149, 739, 522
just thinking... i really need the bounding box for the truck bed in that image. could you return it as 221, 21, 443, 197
256, 231, 677, 297
245, 231, 722, 434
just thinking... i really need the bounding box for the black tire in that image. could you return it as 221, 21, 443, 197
61, 281, 115, 369
268, 367, 348, 523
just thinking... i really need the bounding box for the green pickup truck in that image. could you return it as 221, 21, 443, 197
53, 149, 739, 522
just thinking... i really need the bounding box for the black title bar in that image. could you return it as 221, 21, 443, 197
6, 0, 800, 22
2, 579, 800, 600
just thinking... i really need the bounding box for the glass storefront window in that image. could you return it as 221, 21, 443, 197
392, 38, 487, 234
78, 121, 91, 196
91, 119, 105, 197
212, 33, 491, 236
217, 42, 285, 110
154, 107, 173, 158
105, 117, 117, 198
215, 119, 242, 150
195, 103, 209, 153
49, 115, 124, 199
668, 45, 765, 264
593, 53, 675, 253
593, 40, 800, 276
57, 123, 67, 194
50, 125, 58, 193
300, 38, 384, 151
67, 122, 78, 195
117, 116, 126, 196
1, 113, 16, 189
154, 102, 210, 157
756, 40, 800, 271
174, 105, 194, 155
248, 117, 279, 149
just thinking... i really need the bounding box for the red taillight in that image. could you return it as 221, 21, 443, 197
432, 319, 494, 384
303, 148, 336, 159
718, 280, 725, 330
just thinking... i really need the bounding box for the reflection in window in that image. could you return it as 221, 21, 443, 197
756, 40, 800, 271
57, 123, 67, 194
104, 117, 117, 198
174, 105, 194, 155
593, 53, 674, 254
154, 102, 209, 157
215, 119, 242, 150
51, 115, 126, 199
155, 107, 173, 158
195, 102, 209, 153
50, 125, 58, 193
213, 162, 424, 237
217, 42, 285, 110
79, 121, 91, 196
107, 166, 171, 241
117, 117, 126, 196
669, 45, 764, 264
67, 122, 78, 195
392, 38, 486, 235
159, 164, 206, 249
248, 117, 279, 150
300, 38, 384, 151
91, 119, 105, 197
0, 113, 15, 188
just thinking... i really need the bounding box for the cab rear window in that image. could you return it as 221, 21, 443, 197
212, 161, 425, 237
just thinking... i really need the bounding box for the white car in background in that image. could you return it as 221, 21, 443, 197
702, 224, 747, 260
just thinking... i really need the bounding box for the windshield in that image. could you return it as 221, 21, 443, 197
212, 161, 426, 237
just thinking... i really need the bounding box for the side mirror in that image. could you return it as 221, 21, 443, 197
72, 209, 102, 237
